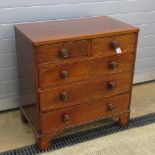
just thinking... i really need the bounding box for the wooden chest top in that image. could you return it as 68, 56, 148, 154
15, 16, 139, 45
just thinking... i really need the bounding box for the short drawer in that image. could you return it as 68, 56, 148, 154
39, 71, 132, 111
40, 93, 130, 133
39, 53, 134, 88
36, 40, 89, 64
92, 33, 136, 57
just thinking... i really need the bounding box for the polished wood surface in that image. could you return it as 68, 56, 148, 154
15, 28, 40, 131
15, 16, 138, 45
40, 93, 130, 133
39, 53, 134, 88
15, 16, 139, 150
37, 40, 90, 64
92, 33, 136, 56
39, 71, 132, 111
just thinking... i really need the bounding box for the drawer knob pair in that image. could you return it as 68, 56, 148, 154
59, 49, 69, 59
62, 104, 116, 123
61, 71, 69, 79
108, 81, 117, 90
60, 92, 69, 100
109, 61, 118, 69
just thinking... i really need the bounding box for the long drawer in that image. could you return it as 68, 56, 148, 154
39, 53, 134, 88
39, 71, 132, 112
40, 93, 130, 133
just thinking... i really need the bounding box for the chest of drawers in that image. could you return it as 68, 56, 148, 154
15, 16, 139, 150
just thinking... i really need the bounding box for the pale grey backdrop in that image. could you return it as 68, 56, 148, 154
0, 0, 155, 111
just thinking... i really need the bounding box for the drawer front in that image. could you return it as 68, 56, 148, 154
37, 40, 89, 64
40, 93, 130, 133
39, 53, 134, 88
39, 71, 132, 111
92, 33, 136, 57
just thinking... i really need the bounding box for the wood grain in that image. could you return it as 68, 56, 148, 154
15, 16, 139, 45
39, 53, 134, 88
92, 33, 136, 57
15, 16, 139, 150
39, 71, 132, 111
36, 40, 90, 64
40, 93, 130, 133
15, 28, 40, 131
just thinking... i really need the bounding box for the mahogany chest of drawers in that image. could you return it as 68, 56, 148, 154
15, 16, 139, 150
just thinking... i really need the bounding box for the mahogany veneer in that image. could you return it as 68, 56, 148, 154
15, 16, 139, 150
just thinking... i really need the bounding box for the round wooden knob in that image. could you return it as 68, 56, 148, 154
59, 49, 69, 59
108, 81, 117, 90
109, 61, 118, 69
61, 71, 69, 79
111, 40, 120, 49
60, 92, 69, 100
62, 114, 70, 123
107, 103, 116, 111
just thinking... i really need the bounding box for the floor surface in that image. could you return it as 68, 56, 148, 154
45, 123, 155, 155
